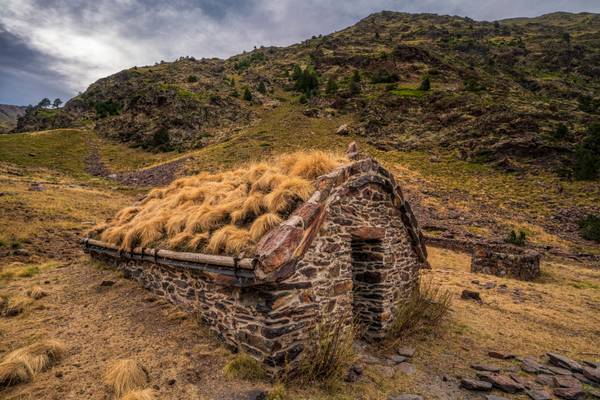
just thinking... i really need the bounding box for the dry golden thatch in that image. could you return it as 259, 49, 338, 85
104, 359, 148, 398
27, 285, 47, 300
93, 151, 344, 255
0, 339, 65, 387
121, 388, 156, 400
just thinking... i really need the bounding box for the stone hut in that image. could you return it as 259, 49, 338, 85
83, 144, 428, 374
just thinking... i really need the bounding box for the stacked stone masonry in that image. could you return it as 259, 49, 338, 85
86, 156, 425, 376
471, 248, 541, 281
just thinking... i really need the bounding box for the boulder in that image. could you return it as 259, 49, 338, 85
461, 290, 482, 301
488, 351, 515, 360
471, 363, 502, 373
521, 357, 547, 374
397, 346, 416, 358
336, 124, 350, 135
397, 362, 416, 375
553, 375, 582, 389
535, 374, 555, 386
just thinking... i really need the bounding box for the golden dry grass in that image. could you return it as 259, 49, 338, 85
26, 285, 47, 300
121, 388, 156, 400
0, 340, 65, 387
94, 151, 344, 255
0, 295, 32, 317
104, 359, 149, 398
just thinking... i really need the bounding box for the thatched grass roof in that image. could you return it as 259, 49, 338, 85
90, 151, 345, 256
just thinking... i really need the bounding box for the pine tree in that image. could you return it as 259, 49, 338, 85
243, 87, 252, 101
257, 81, 267, 94
37, 98, 51, 108
53, 98, 62, 108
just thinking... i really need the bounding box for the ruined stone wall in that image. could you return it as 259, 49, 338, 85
471, 248, 541, 281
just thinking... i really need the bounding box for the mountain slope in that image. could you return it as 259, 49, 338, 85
0, 104, 27, 133
15, 11, 600, 174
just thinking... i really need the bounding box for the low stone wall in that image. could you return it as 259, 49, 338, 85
471, 248, 541, 281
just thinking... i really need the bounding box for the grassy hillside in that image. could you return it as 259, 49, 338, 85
15, 12, 600, 179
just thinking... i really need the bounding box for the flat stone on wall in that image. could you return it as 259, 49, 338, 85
471, 248, 541, 281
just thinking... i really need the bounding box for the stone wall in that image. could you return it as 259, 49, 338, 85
471, 248, 541, 281
89, 165, 422, 376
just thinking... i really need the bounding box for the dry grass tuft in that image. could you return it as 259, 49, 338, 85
121, 388, 156, 400
0, 339, 66, 387
298, 316, 357, 384
27, 285, 47, 300
104, 359, 148, 398
94, 151, 345, 255
223, 353, 267, 381
387, 276, 452, 341
1, 295, 32, 317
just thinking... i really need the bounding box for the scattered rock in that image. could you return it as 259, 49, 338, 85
521, 357, 546, 374
345, 364, 364, 383
13, 248, 30, 256
471, 363, 502, 373
482, 282, 496, 289
55, 371, 63, 378
489, 351, 515, 360
547, 353, 583, 373
397, 346, 416, 358
388, 395, 423, 400
378, 365, 396, 378
477, 372, 524, 393
100, 280, 115, 287
28, 183, 45, 191
509, 373, 527, 386
460, 378, 493, 391
572, 372, 592, 385
361, 354, 382, 364
461, 290, 481, 301
336, 124, 350, 135
535, 374, 555, 386
397, 362, 416, 375
553, 375, 582, 389
526, 389, 552, 400
553, 386, 584, 400
582, 366, 600, 383
167, 378, 176, 385
547, 365, 573, 376
245, 389, 268, 400
387, 355, 407, 364
584, 361, 600, 369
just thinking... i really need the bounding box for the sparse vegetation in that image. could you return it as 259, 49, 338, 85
574, 123, 600, 180
298, 316, 357, 384
506, 229, 527, 246
223, 353, 267, 381
579, 214, 600, 242
121, 388, 157, 400
0, 340, 65, 387
104, 359, 148, 397
258, 81, 267, 94
243, 87, 253, 101
387, 276, 452, 340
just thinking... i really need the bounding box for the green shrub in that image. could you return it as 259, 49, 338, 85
464, 78, 484, 92
299, 316, 357, 384
223, 353, 267, 381
257, 81, 267, 94
574, 123, 600, 180
579, 215, 600, 242
387, 277, 452, 339
419, 74, 431, 91
506, 229, 527, 246
187, 75, 198, 83
94, 100, 122, 118
325, 77, 338, 95
234, 52, 266, 71
292, 67, 319, 96
553, 123, 568, 139
243, 87, 253, 101
370, 69, 399, 84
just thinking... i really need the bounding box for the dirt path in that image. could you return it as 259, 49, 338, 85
84, 136, 188, 187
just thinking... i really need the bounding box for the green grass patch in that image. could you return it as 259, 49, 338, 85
571, 280, 600, 290
223, 353, 267, 381
390, 88, 427, 97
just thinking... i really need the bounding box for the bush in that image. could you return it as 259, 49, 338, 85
187, 75, 198, 83
370, 69, 399, 84
243, 87, 253, 102
223, 354, 267, 381
298, 316, 357, 384
325, 77, 338, 95
349, 80, 361, 96
579, 215, 600, 242
292, 67, 319, 96
351, 69, 361, 83
257, 81, 267, 94
94, 100, 122, 118
505, 229, 527, 246
574, 123, 600, 180
419, 74, 431, 91
464, 78, 484, 92
553, 123, 569, 139
387, 277, 452, 339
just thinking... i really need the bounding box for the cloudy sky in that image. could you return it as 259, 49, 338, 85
1, 0, 599, 105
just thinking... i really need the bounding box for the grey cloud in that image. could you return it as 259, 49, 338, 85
1, 0, 600, 105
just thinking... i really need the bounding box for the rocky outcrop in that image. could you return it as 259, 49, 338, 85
471, 248, 541, 281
